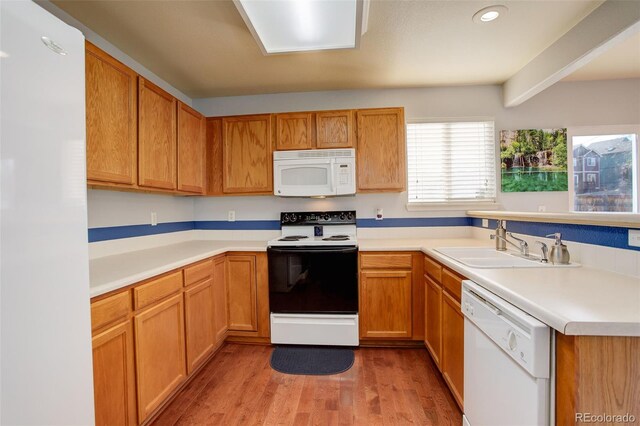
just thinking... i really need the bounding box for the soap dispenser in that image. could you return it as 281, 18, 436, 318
546, 233, 571, 264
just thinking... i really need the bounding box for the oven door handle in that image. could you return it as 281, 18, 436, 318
267, 246, 358, 254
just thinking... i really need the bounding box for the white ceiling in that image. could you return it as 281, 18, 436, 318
562, 31, 640, 82
50, 0, 631, 99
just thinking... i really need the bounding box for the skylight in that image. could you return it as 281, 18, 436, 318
234, 0, 368, 55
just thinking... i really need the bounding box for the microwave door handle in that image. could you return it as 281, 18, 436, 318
329, 161, 336, 194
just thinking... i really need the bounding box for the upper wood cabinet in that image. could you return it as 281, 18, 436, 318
205, 118, 224, 195
138, 77, 177, 191
316, 110, 354, 149
275, 112, 314, 150
356, 108, 406, 192
222, 115, 273, 194
177, 102, 206, 194
85, 42, 137, 186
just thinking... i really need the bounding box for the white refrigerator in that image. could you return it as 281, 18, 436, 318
1, 1, 95, 424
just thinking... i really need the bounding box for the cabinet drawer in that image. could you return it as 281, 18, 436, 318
134, 271, 183, 310
184, 259, 213, 286
442, 268, 463, 301
91, 290, 132, 331
424, 255, 442, 282
360, 253, 412, 269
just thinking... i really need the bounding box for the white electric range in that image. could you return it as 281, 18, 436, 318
267, 211, 359, 346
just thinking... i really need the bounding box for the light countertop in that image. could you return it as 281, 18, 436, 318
89, 238, 640, 337
89, 240, 267, 298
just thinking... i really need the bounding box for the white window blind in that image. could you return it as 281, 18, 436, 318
407, 121, 496, 204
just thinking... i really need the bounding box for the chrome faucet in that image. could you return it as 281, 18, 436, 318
535, 241, 549, 263
490, 232, 529, 256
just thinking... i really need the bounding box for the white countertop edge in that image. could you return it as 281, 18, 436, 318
422, 248, 640, 337
90, 245, 266, 298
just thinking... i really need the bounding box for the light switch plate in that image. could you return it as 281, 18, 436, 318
375, 208, 383, 220
482, 219, 489, 228
228, 210, 236, 222
150, 212, 157, 226
629, 229, 640, 248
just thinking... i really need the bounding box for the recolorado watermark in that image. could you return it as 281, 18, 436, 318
576, 412, 636, 423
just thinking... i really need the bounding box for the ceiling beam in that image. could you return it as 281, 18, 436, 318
502, 0, 640, 108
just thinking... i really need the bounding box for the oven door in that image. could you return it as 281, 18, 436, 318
274, 158, 336, 197
268, 246, 358, 314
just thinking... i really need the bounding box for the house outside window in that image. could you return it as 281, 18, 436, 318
570, 128, 638, 213
406, 120, 496, 206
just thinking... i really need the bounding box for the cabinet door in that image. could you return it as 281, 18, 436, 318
222, 115, 272, 193
138, 77, 177, 190
226, 255, 257, 331
177, 102, 206, 194
184, 279, 215, 374
316, 110, 353, 149
134, 294, 186, 422
425, 274, 442, 367
92, 321, 137, 426
85, 42, 137, 186
213, 255, 229, 343
356, 108, 406, 192
442, 290, 464, 409
275, 112, 313, 150
360, 270, 412, 339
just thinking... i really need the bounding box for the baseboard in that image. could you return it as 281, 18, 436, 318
359, 340, 427, 348
225, 336, 271, 345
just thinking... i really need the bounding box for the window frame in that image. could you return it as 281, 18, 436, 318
405, 117, 499, 210
567, 124, 640, 214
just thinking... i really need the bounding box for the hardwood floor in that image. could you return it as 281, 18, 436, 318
152, 343, 462, 425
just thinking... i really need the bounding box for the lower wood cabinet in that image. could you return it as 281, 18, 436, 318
423, 254, 464, 409
226, 254, 258, 332
441, 290, 464, 407
213, 255, 229, 342
184, 278, 215, 373
134, 293, 186, 423
360, 270, 412, 339
92, 321, 137, 426
424, 273, 442, 367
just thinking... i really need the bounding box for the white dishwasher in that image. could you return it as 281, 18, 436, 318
462, 280, 553, 426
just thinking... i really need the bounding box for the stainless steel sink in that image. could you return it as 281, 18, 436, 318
433, 247, 579, 269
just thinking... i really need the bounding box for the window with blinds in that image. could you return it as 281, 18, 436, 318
407, 121, 496, 204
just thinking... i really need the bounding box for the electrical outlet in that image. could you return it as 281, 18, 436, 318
150, 212, 157, 226
629, 229, 640, 248
482, 218, 489, 228
375, 208, 383, 221
538, 205, 547, 212
228, 210, 236, 222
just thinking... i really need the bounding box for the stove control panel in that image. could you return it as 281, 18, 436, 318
281, 211, 356, 226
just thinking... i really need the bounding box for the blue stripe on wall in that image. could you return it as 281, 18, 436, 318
88, 217, 639, 251
194, 220, 280, 231
470, 218, 639, 252
356, 217, 472, 227
88, 221, 195, 243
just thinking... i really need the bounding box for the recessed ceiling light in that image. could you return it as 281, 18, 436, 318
234, 0, 369, 55
473, 5, 508, 24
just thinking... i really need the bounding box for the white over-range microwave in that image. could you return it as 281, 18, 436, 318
273, 148, 356, 197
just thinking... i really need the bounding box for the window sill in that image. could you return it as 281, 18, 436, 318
406, 202, 502, 212
466, 210, 640, 228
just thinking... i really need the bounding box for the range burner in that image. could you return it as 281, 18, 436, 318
322, 235, 351, 241
278, 235, 309, 242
